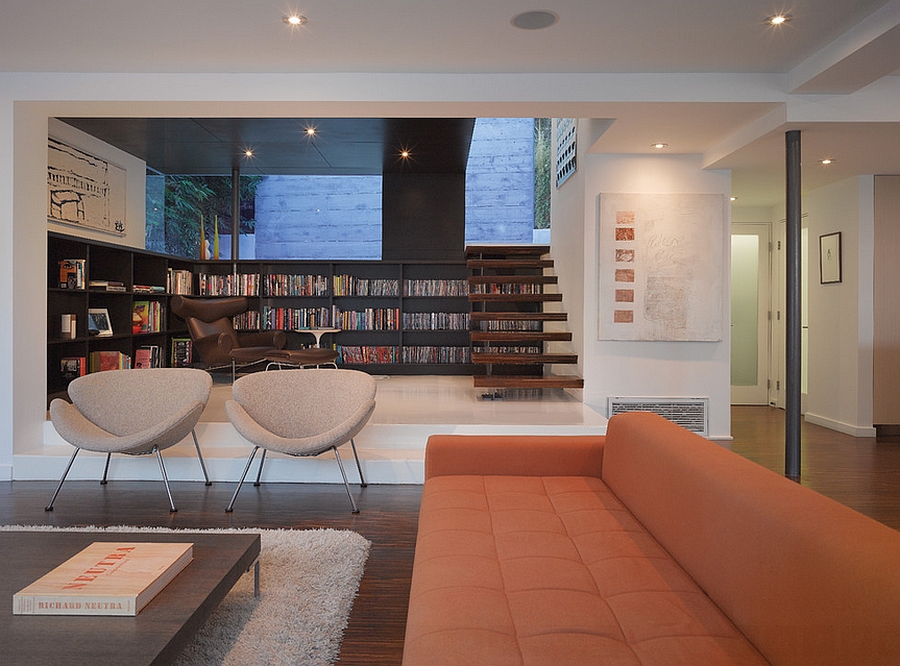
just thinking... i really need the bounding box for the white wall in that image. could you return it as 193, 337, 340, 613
803, 176, 875, 436
572, 149, 733, 438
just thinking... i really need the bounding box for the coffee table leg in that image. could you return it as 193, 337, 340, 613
253, 559, 261, 598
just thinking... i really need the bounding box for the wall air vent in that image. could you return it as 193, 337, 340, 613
607, 397, 709, 436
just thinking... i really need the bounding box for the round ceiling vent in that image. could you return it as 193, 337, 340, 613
511, 11, 559, 30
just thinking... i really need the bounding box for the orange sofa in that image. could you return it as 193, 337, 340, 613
402, 412, 900, 666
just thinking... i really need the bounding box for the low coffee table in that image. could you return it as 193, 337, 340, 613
0, 531, 260, 666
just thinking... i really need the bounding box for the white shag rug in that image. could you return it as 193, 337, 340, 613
0, 525, 371, 666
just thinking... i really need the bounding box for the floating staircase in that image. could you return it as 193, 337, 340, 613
467, 245, 584, 391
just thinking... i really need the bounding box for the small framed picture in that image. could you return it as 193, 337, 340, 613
87, 308, 114, 337
819, 232, 842, 284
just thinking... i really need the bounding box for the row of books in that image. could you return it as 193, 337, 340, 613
482, 320, 544, 331
167, 268, 193, 295
402, 312, 470, 330
132, 301, 164, 334
58, 259, 86, 289
333, 276, 400, 297
470, 283, 541, 294
191, 271, 469, 298
401, 346, 471, 364
59, 340, 193, 380
262, 306, 332, 330
335, 345, 471, 365
233, 310, 262, 330
334, 307, 401, 331
264, 274, 329, 297
197, 272, 260, 296
403, 279, 468, 297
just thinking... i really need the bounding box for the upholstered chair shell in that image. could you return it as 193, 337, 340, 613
46, 367, 213, 512
225, 368, 375, 513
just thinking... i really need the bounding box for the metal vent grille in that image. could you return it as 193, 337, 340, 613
608, 397, 709, 436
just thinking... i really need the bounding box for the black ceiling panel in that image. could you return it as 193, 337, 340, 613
58, 117, 475, 176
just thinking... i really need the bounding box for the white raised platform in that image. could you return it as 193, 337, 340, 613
21, 375, 607, 484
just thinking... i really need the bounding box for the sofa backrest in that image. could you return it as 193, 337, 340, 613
601, 411, 900, 666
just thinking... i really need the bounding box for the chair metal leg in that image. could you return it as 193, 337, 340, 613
333, 446, 360, 513
192, 429, 212, 486
100, 452, 112, 485
349, 438, 367, 487
45, 448, 80, 511
253, 448, 267, 487
154, 447, 177, 513
226, 446, 260, 513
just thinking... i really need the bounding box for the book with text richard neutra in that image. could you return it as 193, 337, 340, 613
13, 541, 193, 616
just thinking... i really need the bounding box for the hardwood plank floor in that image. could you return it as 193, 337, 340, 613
3, 405, 899, 664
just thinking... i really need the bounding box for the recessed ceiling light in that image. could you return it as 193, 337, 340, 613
651, 142, 668, 149
767, 14, 792, 26
283, 14, 308, 27
400, 150, 411, 159
730, 196, 738, 201
306, 127, 316, 136
511, 11, 559, 30
244, 149, 254, 157
819, 158, 834, 165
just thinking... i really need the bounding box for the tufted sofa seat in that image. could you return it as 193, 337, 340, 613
401, 412, 900, 666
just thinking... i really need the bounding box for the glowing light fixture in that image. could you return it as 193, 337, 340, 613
283, 14, 308, 26
651, 142, 668, 149
306, 127, 316, 136
767, 14, 792, 26
819, 158, 834, 165
400, 150, 411, 159
244, 149, 254, 157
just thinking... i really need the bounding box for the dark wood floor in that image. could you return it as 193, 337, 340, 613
2, 405, 899, 665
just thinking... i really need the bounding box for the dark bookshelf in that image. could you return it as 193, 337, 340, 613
47, 232, 194, 404
49, 232, 474, 403
192, 258, 473, 376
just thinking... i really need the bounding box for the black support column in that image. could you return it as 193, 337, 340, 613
785, 130, 802, 479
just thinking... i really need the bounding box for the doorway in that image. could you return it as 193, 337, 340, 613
731, 224, 771, 404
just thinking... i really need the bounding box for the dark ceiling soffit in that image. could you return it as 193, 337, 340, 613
57, 117, 476, 176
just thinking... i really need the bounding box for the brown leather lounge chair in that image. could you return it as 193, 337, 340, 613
170, 295, 286, 380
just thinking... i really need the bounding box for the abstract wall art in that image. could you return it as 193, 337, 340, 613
48, 138, 126, 236
599, 192, 725, 342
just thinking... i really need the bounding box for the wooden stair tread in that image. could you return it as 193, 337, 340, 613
467, 259, 554, 269
471, 331, 572, 342
469, 293, 562, 302
466, 245, 549, 257
471, 312, 568, 322
468, 275, 558, 284
472, 352, 578, 364
474, 375, 585, 389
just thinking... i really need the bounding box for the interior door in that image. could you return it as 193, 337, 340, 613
731, 224, 771, 405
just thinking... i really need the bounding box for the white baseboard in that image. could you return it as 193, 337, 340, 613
804, 412, 877, 438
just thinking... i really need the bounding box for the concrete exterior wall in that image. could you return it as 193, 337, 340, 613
465, 117, 534, 243
254, 175, 382, 259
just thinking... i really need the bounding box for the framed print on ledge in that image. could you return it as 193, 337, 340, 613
819, 232, 842, 284
87, 308, 114, 337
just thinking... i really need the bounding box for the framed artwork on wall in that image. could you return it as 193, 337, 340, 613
598, 192, 726, 342
48, 138, 126, 236
819, 232, 842, 284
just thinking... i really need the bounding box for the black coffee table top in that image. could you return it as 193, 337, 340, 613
0, 531, 261, 666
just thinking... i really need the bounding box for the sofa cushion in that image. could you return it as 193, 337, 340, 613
403, 473, 769, 666
601, 412, 900, 666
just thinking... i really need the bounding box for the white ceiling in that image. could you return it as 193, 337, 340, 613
3, 0, 900, 208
